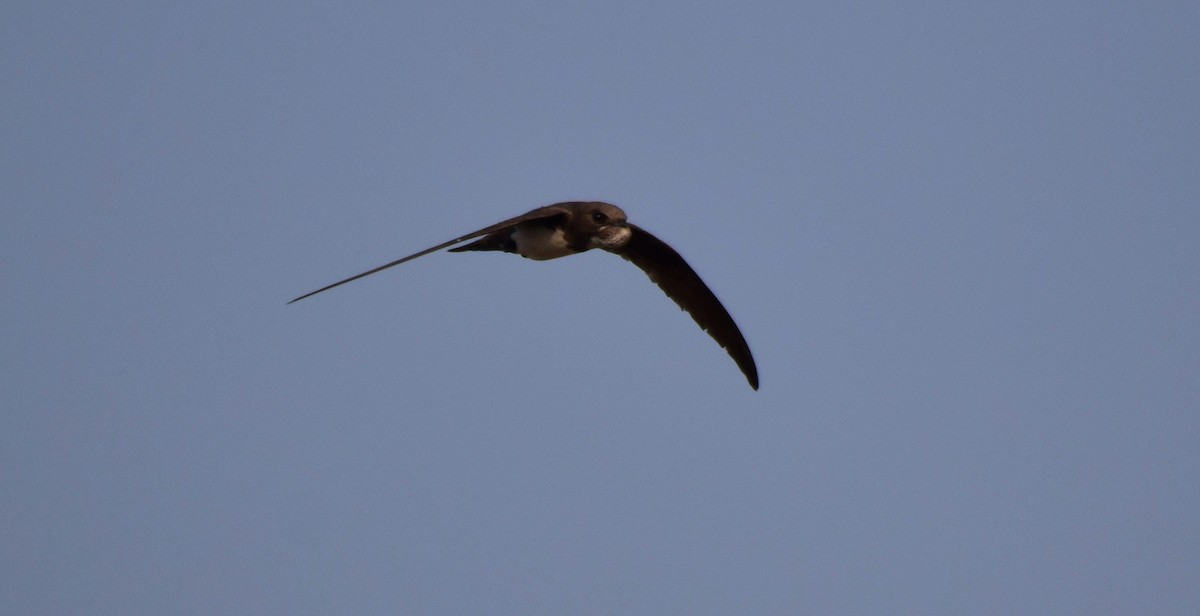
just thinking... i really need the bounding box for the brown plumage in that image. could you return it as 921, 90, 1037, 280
290, 202, 758, 389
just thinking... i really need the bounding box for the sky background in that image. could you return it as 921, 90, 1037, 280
3, 1, 1198, 614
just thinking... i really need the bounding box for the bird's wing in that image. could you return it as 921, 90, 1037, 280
615, 224, 759, 389
288, 205, 569, 304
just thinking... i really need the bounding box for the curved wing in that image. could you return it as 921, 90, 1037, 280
288, 205, 569, 304
615, 224, 759, 389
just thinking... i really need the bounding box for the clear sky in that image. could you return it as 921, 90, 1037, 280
3, 1, 1198, 614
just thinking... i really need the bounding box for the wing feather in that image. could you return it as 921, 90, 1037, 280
288, 205, 568, 304
616, 224, 759, 389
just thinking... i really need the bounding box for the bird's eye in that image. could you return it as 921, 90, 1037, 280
591, 211, 608, 224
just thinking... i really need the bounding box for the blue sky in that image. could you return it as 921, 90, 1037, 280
3, 1, 1198, 614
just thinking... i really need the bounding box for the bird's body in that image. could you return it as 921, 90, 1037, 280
509, 224, 573, 260
290, 201, 758, 389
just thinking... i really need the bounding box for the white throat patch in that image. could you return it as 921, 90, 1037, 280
591, 225, 632, 251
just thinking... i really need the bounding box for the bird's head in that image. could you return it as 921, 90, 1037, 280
581, 202, 632, 251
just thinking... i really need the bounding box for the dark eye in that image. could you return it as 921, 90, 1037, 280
591, 211, 608, 224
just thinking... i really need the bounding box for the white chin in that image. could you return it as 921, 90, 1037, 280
592, 226, 632, 250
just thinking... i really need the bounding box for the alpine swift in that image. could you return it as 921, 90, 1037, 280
289, 201, 758, 389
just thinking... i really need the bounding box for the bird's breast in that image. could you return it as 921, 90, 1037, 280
512, 224, 577, 260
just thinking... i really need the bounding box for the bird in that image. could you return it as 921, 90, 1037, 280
289, 201, 758, 389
